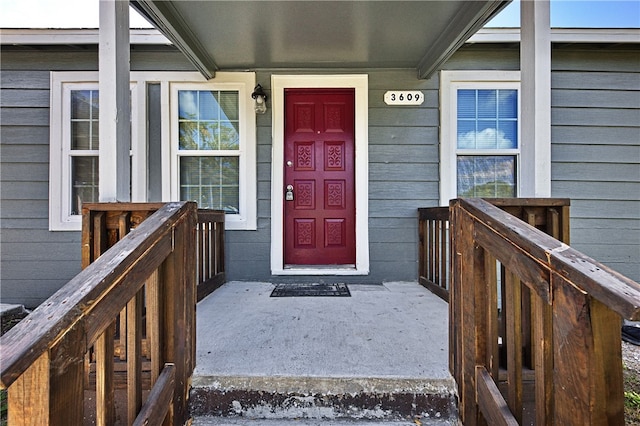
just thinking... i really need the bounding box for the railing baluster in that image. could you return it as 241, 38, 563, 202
427, 219, 434, 283
522, 209, 537, 369
127, 289, 144, 424
504, 271, 523, 423
484, 252, 499, 380
440, 220, 448, 290
533, 292, 553, 426
96, 323, 115, 426
147, 270, 162, 386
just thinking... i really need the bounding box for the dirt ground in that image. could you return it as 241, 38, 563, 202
624, 340, 640, 425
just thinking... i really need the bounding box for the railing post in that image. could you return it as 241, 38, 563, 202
49, 324, 86, 425
160, 203, 197, 426
8, 353, 50, 425
552, 274, 624, 425
452, 200, 485, 425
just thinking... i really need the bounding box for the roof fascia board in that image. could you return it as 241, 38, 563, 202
417, 0, 510, 79
131, 0, 217, 79
0, 28, 171, 45
469, 27, 640, 43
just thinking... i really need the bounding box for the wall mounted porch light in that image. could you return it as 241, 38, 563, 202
251, 84, 268, 114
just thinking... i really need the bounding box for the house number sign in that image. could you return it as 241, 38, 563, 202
384, 91, 424, 106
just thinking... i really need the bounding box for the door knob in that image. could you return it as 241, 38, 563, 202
285, 185, 294, 201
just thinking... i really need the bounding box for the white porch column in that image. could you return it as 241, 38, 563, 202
99, 0, 131, 202
520, 0, 551, 197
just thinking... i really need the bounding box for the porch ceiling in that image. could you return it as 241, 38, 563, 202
131, 0, 510, 79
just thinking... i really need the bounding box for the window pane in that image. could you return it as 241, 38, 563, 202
457, 90, 476, 119
220, 122, 239, 150
477, 121, 498, 149
71, 156, 99, 215
477, 90, 496, 119
200, 122, 219, 150
71, 90, 92, 119
457, 156, 516, 198
179, 121, 199, 150
179, 90, 198, 119
180, 156, 239, 213
71, 90, 99, 150
498, 90, 517, 119
457, 121, 476, 149
219, 91, 239, 121
498, 120, 517, 149
72, 121, 91, 150
199, 91, 220, 120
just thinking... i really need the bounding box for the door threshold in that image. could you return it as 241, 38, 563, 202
284, 264, 356, 270
276, 264, 366, 276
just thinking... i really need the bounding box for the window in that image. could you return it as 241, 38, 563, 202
50, 75, 104, 230
440, 71, 521, 205
178, 90, 240, 212
170, 73, 256, 230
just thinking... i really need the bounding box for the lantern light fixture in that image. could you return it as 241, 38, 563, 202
251, 84, 268, 114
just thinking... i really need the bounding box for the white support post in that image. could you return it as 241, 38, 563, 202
99, 0, 131, 202
520, 0, 551, 197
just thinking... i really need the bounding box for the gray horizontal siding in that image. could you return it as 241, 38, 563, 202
570, 217, 640, 280
552, 125, 640, 145
552, 144, 640, 164
552, 49, 640, 73
551, 46, 640, 282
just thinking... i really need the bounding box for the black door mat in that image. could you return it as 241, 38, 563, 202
270, 283, 351, 297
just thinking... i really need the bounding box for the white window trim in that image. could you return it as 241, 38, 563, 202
440, 70, 530, 206
167, 72, 257, 230
50, 71, 257, 231
270, 74, 369, 275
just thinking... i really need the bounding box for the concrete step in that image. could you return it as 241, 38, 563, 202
192, 417, 456, 425
189, 375, 458, 423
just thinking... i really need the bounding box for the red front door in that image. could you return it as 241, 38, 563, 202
284, 88, 356, 265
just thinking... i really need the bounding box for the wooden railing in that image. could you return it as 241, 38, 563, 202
418, 206, 450, 301
0, 202, 198, 425
450, 198, 640, 425
82, 203, 226, 302
418, 198, 570, 302
195, 209, 226, 301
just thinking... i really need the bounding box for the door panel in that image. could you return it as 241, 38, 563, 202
284, 89, 355, 265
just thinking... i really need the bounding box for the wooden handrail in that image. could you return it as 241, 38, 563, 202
450, 198, 640, 425
0, 202, 198, 425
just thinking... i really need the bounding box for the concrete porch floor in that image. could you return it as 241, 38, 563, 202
192, 281, 456, 423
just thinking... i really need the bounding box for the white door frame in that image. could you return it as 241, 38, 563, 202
270, 75, 370, 275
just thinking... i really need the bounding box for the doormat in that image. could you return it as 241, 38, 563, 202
270, 283, 351, 297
